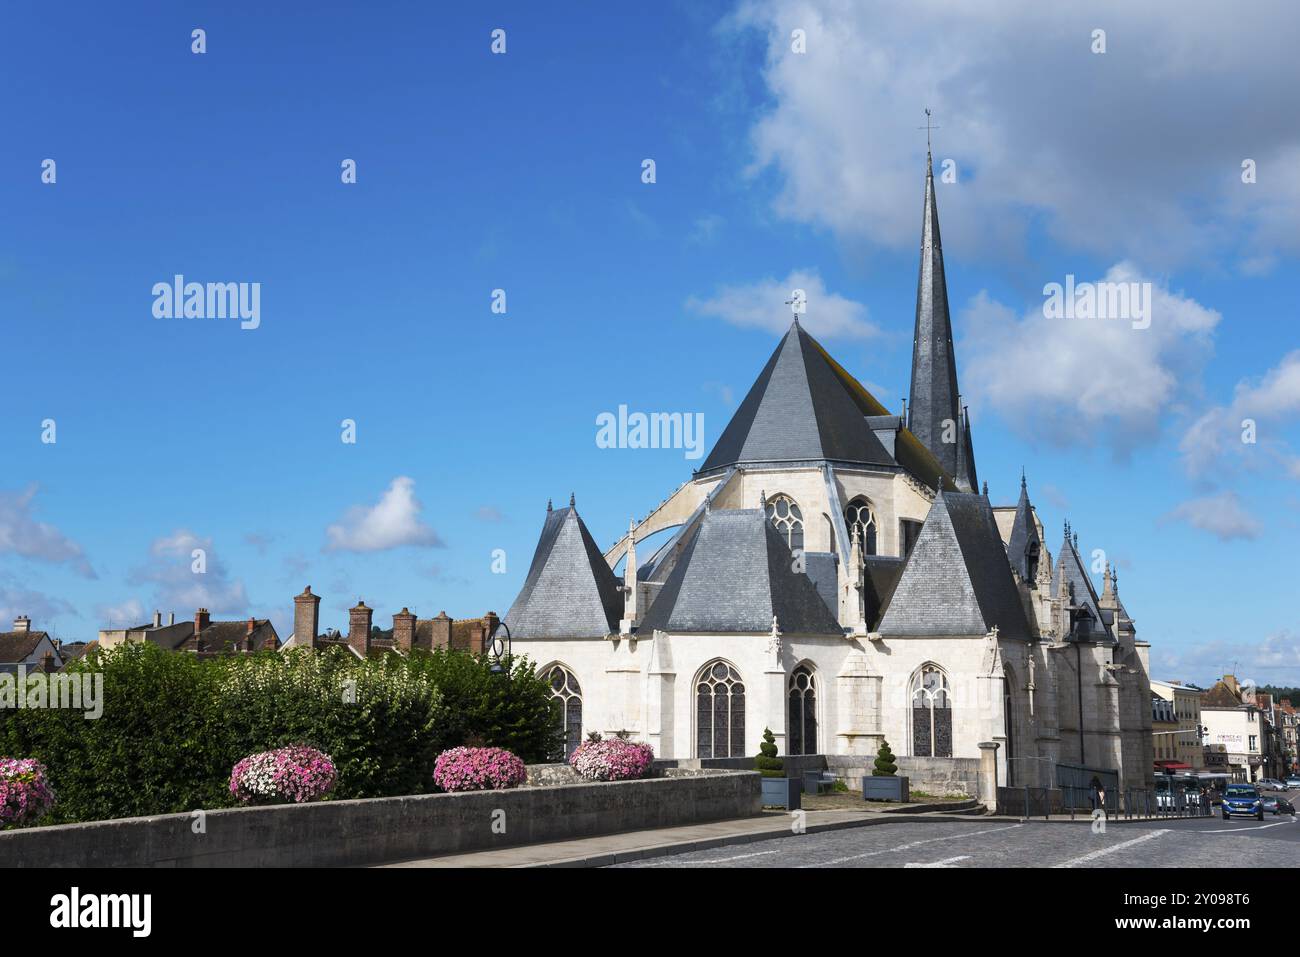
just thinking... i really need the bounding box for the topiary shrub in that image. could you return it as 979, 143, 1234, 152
872, 739, 898, 776
569, 738, 654, 782
755, 727, 784, 778
230, 745, 337, 805
0, 757, 56, 827
433, 746, 527, 792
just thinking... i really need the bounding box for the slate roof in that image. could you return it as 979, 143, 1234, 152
877, 490, 1031, 639
907, 151, 972, 482
506, 505, 623, 639
1006, 474, 1042, 581
639, 508, 843, 635
803, 551, 839, 617
0, 630, 50, 664
698, 321, 895, 475
175, 619, 279, 654
863, 555, 906, 629
1053, 532, 1113, 643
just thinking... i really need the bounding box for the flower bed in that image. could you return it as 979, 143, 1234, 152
230, 745, 337, 805
569, 738, 655, 782
0, 757, 56, 827
433, 746, 527, 792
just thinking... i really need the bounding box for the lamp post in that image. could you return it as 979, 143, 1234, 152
488, 619, 511, 676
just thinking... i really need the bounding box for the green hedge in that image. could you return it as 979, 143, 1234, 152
0, 643, 562, 825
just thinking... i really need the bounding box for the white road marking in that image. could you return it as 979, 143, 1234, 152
637, 848, 782, 867
904, 855, 971, 868
1052, 829, 1169, 868
1199, 819, 1294, 834
799, 822, 1024, 868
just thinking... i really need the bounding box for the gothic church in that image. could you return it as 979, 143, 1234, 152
505, 153, 1155, 794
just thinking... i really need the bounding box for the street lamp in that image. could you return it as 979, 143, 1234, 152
487, 619, 511, 675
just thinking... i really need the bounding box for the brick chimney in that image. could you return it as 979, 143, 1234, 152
429, 611, 452, 650
294, 586, 320, 650
41, 650, 55, 674
481, 611, 501, 656
348, 601, 373, 657
194, 608, 210, 636
393, 607, 416, 652
11, 616, 30, 634
1224, 674, 1239, 696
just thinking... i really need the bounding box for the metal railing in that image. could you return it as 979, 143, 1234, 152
1006, 785, 1214, 820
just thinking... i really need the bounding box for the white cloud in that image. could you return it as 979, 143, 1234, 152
960, 263, 1220, 451
129, 529, 249, 616
475, 506, 504, 523
1154, 630, 1300, 686
727, 0, 1300, 271
1180, 350, 1300, 479
325, 477, 444, 553
0, 485, 95, 578
686, 269, 877, 339
1160, 490, 1262, 541
94, 598, 146, 628
0, 575, 75, 628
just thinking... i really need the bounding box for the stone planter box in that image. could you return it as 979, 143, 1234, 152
762, 777, 801, 810
862, 775, 910, 803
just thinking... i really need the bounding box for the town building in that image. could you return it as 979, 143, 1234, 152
1151, 679, 1204, 772
0, 616, 64, 675
502, 152, 1155, 795
1201, 675, 1265, 782
97, 609, 279, 657
279, 586, 498, 658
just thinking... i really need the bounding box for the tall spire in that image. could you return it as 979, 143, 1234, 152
907, 128, 974, 489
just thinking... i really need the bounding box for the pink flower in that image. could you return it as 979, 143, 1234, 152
230, 745, 336, 805
568, 739, 654, 782
433, 747, 526, 792
0, 757, 56, 826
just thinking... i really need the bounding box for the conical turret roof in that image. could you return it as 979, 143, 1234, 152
698, 321, 952, 489
505, 504, 622, 639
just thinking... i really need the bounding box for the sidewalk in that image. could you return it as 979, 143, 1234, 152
376, 803, 1214, 868
381, 808, 946, 868
379, 806, 1008, 868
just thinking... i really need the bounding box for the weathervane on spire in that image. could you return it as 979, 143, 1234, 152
784, 292, 804, 324
918, 107, 939, 154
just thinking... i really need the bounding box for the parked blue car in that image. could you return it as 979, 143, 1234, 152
1221, 783, 1265, 821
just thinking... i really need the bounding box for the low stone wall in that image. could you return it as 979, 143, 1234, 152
0, 770, 760, 868
825, 755, 980, 797
653, 754, 980, 798
657, 755, 829, 778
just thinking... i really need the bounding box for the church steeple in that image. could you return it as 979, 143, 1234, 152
908, 126, 975, 490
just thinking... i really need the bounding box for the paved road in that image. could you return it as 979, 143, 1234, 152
614, 803, 1300, 868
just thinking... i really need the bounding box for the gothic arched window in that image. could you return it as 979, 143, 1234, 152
546, 664, 583, 759
911, 664, 952, 757
788, 665, 818, 755
845, 497, 878, 555
765, 494, 804, 551
1026, 541, 1040, 582
697, 660, 745, 758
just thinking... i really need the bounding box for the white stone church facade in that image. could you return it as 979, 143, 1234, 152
505, 155, 1154, 794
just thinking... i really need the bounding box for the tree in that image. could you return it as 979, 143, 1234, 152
755, 727, 784, 778
873, 739, 898, 776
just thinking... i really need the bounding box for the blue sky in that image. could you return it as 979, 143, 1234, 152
2, 1, 1298, 686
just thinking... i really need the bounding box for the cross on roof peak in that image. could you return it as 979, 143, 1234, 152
918, 107, 939, 155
